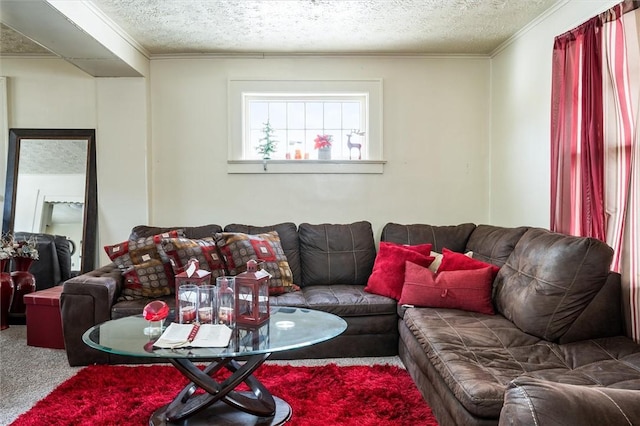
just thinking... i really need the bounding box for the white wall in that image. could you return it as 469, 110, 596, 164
489, 0, 618, 227
2, 56, 489, 267
95, 77, 149, 265
0, 58, 149, 266
149, 56, 491, 240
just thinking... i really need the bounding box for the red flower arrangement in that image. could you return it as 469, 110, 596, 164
314, 134, 333, 149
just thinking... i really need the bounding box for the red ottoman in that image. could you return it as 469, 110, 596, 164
24, 286, 65, 349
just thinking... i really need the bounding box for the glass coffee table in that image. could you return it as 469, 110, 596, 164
83, 307, 347, 425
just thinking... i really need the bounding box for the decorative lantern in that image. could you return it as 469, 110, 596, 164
235, 259, 270, 326
174, 258, 211, 323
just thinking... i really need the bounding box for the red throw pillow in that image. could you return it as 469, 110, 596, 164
400, 261, 495, 315
384, 241, 433, 256
364, 242, 434, 300
438, 248, 500, 281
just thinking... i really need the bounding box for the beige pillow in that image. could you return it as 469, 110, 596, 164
428, 251, 443, 272
429, 250, 473, 272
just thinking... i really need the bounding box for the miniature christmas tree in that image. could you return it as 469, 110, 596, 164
256, 120, 278, 160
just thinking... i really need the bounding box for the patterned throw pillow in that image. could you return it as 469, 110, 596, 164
121, 260, 175, 300
160, 237, 227, 278
104, 230, 183, 301
215, 231, 297, 295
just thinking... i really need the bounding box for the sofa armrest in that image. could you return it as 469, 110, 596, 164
499, 378, 640, 426
60, 263, 122, 366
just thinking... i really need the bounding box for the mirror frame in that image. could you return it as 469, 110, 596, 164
2, 128, 97, 273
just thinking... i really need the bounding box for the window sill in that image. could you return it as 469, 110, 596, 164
227, 160, 386, 174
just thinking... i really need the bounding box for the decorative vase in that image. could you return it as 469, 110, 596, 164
0, 259, 13, 330
318, 146, 331, 160
9, 257, 36, 315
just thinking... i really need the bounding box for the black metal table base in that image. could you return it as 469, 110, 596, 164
149, 353, 291, 426
149, 393, 291, 426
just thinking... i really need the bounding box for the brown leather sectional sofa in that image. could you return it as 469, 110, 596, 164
383, 222, 640, 425
61, 221, 398, 366
60, 221, 640, 425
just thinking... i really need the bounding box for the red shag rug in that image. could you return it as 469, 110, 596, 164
11, 363, 437, 426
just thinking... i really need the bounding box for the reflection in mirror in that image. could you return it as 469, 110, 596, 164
3, 129, 97, 275
15, 140, 86, 270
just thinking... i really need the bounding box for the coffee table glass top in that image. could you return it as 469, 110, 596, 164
83, 307, 347, 359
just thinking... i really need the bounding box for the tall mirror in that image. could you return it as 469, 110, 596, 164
2, 129, 97, 274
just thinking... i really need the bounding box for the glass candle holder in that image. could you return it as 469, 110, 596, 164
198, 284, 216, 324
177, 284, 198, 324
216, 276, 235, 328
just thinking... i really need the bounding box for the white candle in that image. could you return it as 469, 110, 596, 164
180, 305, 196, 323
218, 306, 234, 324
198, 306, 213, 324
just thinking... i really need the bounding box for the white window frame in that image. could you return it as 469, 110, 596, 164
228, 79, 385, 174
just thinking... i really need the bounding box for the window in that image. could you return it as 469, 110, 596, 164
246, 95, 366, 160
228, 79, 384, 173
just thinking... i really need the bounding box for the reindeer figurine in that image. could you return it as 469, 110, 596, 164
346, 130, 365, 160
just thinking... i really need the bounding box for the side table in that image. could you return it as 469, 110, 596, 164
24, 285, 65, 349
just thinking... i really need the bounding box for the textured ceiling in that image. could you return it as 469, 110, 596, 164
1, 0, 560, 56
0, 23, 50, 54
19, 140, 87, 175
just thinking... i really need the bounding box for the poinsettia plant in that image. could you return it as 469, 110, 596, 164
314, 134, 333, 149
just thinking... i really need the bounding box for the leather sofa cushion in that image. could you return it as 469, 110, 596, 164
224, 222, 301, 286
380, 222, 476, 253
298, 221, 376, 286
130, 224, 222, 240
403, 307, 640, 419
270, 284, 397, 317
465, 225, 529, 267
494, 228, 614, 341
499, 378, 640, 426
111, 284, 396, 320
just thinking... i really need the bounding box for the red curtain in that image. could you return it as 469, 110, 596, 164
550, 17, 606, 241
551, 0, 640, 340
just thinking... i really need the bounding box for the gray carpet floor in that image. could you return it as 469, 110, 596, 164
0, 325, 402, 425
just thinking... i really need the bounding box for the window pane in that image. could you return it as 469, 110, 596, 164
306, 103, 323, 128
326, 129, 342, 158
268, 103, 287, 128
324, 103, 342, 128
287, 130, 305, 156
342, 102, 360, 130
240, 89, 374, 162
270, 128, 285, 159
249, 129, 262, 159
287, 103, 305, 129
250, 102, 269, 129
